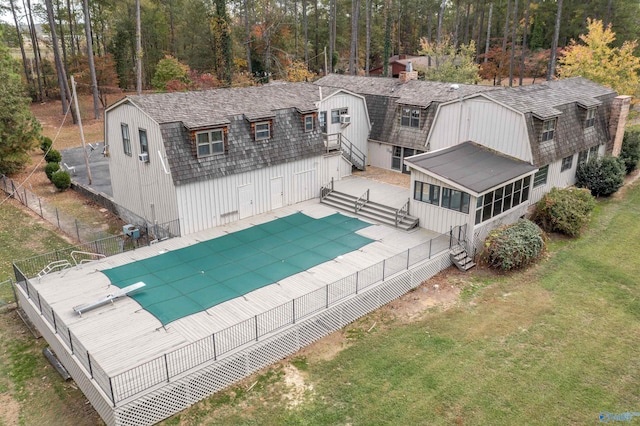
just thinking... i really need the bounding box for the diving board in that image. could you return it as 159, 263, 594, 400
73, 282, 146, 316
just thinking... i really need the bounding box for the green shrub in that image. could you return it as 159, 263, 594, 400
531, 187, 596, 237
575, 155, 625, 197
482, 220, 545, 271
44, 162, 60, 180
44, 148, 62, 164
619, 129, 640, 174
40, 137, 53, 153
51, 170, 71, 190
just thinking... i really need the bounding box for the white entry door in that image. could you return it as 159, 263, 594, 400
238, 184, 255, 219
294, 170, 316, 203
270, 177, 284, 210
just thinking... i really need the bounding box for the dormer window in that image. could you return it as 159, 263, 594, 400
196, 129, 225, 157
541, 119, 555, 142
255, 121, 271, 140
304, 114, 314, 132
585, 108, 596, 128
401, 106, 420, 128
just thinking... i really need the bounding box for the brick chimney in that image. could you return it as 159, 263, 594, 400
398, 61, 418, 83
608, 95, 632, 156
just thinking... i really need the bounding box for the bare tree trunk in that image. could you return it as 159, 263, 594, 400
437, 0, 446, 44
24, 0, 44, 101
82, 0, 100, 119
66, 0, 76, 63
349, 0, 359, 74
303, 0, 308, 66
508, 0, 518, 86
55, 0, 70, 83
484, 2, 492, 63
44, 0, 73, 119
499, 0, 511, 84
519, 0, 530, 85
9, 0, 32, 88
365, 0, 371, 75
136, 0, 142, 94
245, 0, 252, 73
453, 0, 460, 47
294, 0, 298, 58
547, 0, 562, 80
314, 0, 319, 70
329, 0, 336, 73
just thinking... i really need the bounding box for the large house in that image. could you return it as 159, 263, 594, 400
316, 74, 630, 251
104, 83, 370, 235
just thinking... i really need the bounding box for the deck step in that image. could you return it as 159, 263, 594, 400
320, 189, 419, 231
449, 245, 476, 272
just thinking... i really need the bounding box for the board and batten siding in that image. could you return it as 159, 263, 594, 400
368, 141, 393, 169
319, 91, 370, 157
409, 171, 475, 235
106, 102, 179, 227
428, 98, 533, 163
176, 156, 321, 235
319, 152, 352, 186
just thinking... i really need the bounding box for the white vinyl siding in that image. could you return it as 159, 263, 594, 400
176, 156, 320, 234
427, 98, 533, 163
106, 102, 178, 227
319, 91, 370, 165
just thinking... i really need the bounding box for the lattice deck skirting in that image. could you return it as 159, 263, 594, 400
18, 251, 451, 426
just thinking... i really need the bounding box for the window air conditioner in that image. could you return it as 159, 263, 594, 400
138, 152, 149, 163
340, 114, 351, 125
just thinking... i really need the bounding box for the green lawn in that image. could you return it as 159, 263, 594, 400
165, 182, 640, 425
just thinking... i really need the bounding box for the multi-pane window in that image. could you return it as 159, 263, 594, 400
533, 165, 549, 187
401, 107, 420, 128
585, 108, 596, 128
578, 150, 589, 165
561, 155, 573, 172
475, 176, 531, 224
391, 146, 402, 170
139, 129, 148, 154
441, 187, 471, 214
319, 111, 327, 132
255, 122, 271, 140
196, 129, 225, 157
304, 115, 314, 132
589, 144, 600, 159
541, 119, 555, 142
121, 123, 131, 156
413, 181, 440, 205
331, 108, 347, 124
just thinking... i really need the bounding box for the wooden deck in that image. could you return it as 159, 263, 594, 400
32, 197, 438, 379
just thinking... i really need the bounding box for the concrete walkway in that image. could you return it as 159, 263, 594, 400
331, 175, 411, 208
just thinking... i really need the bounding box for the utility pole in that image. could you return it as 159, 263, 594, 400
136, 0, 142, 94
71, 76, 92, 185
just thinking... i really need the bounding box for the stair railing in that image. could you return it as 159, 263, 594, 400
394, 198, 410, 227
323, 133, 342, 153
355, 189, 370, 213
320, 178, 334, 200
339, 134, 367, 170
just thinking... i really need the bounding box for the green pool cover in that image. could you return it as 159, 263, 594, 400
101, 212, 374, 325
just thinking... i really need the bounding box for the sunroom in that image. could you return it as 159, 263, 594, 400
404, 142, 538, 253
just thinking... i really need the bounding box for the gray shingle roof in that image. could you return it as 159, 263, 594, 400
126, 82, 321, 129
406, 142, 538, 194
479, 77, 615, 117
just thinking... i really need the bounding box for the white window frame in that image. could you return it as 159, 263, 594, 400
533, 165, 549, 187
139, 128, 148, 154
331, 108, 348, 124
196, 129, 225, 158
585, 108, 596, 128
561, 155, 573, 172
255, 121, 271, 140
121, 123, 131, 156
541, 119, 555, 142
401, 107, 420, 128
304, 115, 314, 132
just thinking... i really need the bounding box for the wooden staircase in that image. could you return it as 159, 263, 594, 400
320, 187, 419, 231
450, 245, 476, 271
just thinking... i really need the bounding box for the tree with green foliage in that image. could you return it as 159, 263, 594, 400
576, 155, 625, 197
619, 129, 640, 174
0, 27, 41, 175
418, 37, 480, 84
482, 219, 545, 271
151, 56, 190, 91
558, 19, 640, 97
51, 170, 71, 191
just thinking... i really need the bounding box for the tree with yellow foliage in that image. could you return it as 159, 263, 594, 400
285, 61, 316, 82
558, 19, 640, 97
